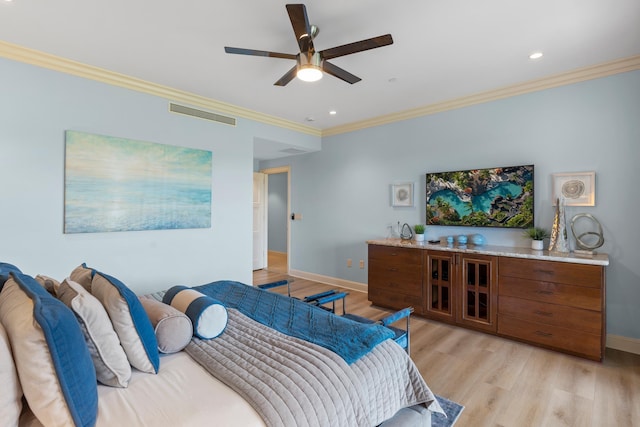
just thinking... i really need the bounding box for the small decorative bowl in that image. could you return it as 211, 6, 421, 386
457, 235, 468, 244
471, 234, 486, 246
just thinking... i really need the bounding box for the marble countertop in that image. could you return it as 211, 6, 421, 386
366, 238, 610, 266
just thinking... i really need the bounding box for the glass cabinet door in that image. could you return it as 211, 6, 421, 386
425, 252, 455, 321
458, 255, 496, 331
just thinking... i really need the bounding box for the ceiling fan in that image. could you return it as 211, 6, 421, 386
224, 3, 393, 86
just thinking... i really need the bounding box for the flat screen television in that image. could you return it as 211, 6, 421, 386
426, 164, 534, 228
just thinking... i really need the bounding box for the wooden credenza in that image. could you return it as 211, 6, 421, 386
367, 240, 608, 361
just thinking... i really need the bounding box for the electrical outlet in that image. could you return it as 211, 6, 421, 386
359, 260, 365, 269
347, 258, 352, 268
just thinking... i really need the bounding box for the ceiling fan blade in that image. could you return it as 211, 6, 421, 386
286, 4, 313, 53
274, 65, 298, 86
322, 61, 361, 84
320, 34, 393, 60
224, 47, 297, 60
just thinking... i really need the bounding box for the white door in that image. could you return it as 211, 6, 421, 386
253, 172, 267, 270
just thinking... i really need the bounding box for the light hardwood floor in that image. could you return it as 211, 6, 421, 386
254, 264, 640, 427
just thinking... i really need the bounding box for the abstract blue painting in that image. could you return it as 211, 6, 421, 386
64, 131, 212, 233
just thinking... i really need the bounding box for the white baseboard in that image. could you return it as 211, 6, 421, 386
290, 270, 640, 356
606, 334, 640, 355
288, 269, 367, 294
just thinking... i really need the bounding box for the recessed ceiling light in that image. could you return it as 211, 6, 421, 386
305, 116, 315, 122
529, 52, 543, 60
329, 110, 337, 115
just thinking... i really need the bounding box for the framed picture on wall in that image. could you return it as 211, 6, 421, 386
552, 171, 595, 206
391, 182, 414, 207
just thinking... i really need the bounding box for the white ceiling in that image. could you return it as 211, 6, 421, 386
1, 0, 639, 158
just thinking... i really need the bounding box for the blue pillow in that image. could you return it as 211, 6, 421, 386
0, 273, 97, 427
163, 286, 228, 339
0, 263, 22, 290
91, 271, 159, 374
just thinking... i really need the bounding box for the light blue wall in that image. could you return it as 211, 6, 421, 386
0, 57, 318, 294
268, 173, 288, 253
261, 70, 640, 340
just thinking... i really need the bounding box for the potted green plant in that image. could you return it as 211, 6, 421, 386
524, 227, 549, 250
414, 224, 426, 242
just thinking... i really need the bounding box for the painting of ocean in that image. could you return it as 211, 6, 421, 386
64, 131, 212, 233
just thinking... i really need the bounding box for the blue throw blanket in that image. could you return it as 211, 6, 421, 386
194, 281, 394, 364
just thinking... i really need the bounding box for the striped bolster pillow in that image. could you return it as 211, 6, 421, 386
162, 286, 228, 340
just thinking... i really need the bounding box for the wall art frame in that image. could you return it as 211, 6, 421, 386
64, 130, 212, 233
391, 182, 414, 207
552, 171, 595, 206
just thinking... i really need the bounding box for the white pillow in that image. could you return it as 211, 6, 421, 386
55, 278, 132, 387
162, 286, 228, 340
0, 319, 22, 427
91, 271, 159, 374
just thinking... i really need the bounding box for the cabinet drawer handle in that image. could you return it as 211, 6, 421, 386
390, 252, 398, 256
534, 310, 553, 317
536, 290, 554, 295
389, 267, 399, 272
535, 331, 553, 338
534, 269, 554, 275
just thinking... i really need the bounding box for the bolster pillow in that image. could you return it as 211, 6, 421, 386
162, 286, 228, 339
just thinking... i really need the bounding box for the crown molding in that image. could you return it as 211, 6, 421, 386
0, 40, 322, 137
2, 40, 638, 139
322, 55, 640, 137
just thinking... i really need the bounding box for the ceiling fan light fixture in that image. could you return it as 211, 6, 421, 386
297, 66, 323, 82
297, 51, 323, 82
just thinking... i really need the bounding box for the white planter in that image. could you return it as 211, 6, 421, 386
531, 239, 544, 250
415, 234, 425, 242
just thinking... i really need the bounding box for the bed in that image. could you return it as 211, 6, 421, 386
0, 262, 443, 427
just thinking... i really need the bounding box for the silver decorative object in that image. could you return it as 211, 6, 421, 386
400, 223, 414, 240
571, 213, 604, 254
549, 197, 570, 253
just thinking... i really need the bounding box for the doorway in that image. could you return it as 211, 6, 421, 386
259, 166, 290, 273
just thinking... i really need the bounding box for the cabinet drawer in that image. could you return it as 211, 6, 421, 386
369, 245, 422, 266
498, 315, 601, 360
499, 258, 602, 288
499, 277, 602, 311
498, 295, 601, 334
369, 287, 423, 313
368, 270, 422, 296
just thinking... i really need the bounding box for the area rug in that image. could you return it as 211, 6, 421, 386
432, 395, 464, 427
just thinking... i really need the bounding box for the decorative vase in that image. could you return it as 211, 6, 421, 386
456, 235, 467, 245
549, 197, 570, 253
531, 239, 544, 250
471, 234, 486, 246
